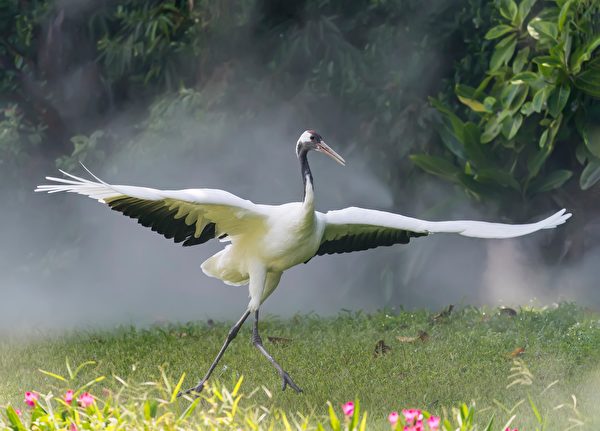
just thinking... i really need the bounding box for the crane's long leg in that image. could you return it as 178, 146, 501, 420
252, 310, 302, 393
179, 309, 251, 397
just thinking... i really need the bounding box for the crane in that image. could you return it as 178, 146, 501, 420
36, 130, 571, 395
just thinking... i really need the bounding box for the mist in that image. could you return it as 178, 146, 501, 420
1, 1, 598, 334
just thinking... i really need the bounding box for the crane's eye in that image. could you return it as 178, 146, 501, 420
310, 136, 315, 141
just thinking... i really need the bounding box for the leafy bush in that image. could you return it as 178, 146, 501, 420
412, 0, 600, 210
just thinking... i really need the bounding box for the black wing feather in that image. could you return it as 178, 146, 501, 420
315, 228, 426, 256
106, 196, 216, 247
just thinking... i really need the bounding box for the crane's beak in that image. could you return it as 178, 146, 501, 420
317, 141, 346, 166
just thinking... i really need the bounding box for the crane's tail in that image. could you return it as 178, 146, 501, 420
35, 169, 120, 202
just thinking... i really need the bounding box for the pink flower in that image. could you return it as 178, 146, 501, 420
78, 392, 94, 408
505, 428, 518, 431
342, 401, 354, 416
15, 409, 22, 416
64, 390, 74, 405
69, 424, 78, 431
428, 416, 441, 431
24, 392, 38, 407
388, 411, 399, 426
403, 422, 423, 431
402, 409, 423, 425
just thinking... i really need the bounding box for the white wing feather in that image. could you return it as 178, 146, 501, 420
35, 170, 268, 241
319, 206, 571, 241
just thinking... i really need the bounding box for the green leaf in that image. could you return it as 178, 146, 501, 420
484, 96, 497, 111
532, 86, 551, 112
485, 24, 515, 40
570, 36, 600, 74
575, 143, 588, 164
521, 101, 535, 116
170, 372, 186, 403
580, 161, 600, 190
508, 84, 529, 113
430, 97, 466, 141
510, 70, 537, 84
583, 124, 600, 159
327, 402, 341, 431
528, 137, 553, 179
528, 395, 544, 424
359, 412, 368, 431
410, 155, 460, 181
38, 368, 67, 382
528, 18, 558, 41
490, 34, 517, 71
483, 414, 495, 431
430, 97, 467, 157
477, 168, 520, 190
498, 0, 518, 23
144, 399, 158, 420
547, 82, 571, 117
533, 55, 562, 68
72, 361, 97, 379
179, 397, 201, 421
502, 113, 523, 139
6, 406, 26, 431
558, 0, 573, 31
456, 84, 489, 112
539, 128, 549, 148
517, 0, 537, 24
528, 169, 573, 194
463, 122, 492, 167
481, 115, 504, 143
349, 399, 360, 430
512, 47, 531, 74
574, 56, 600, 98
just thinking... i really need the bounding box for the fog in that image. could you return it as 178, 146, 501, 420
1, 2, 598, 334
3, 112, 597, 333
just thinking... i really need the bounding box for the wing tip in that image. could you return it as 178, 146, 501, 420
545, 208, 572, 228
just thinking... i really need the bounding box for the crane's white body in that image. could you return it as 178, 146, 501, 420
36, 169, 571, 312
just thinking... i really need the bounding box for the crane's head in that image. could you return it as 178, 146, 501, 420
296, 130, 345, 166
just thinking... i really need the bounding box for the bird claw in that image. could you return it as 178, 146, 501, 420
178, 381, 206, 398
280, 371, 302, 393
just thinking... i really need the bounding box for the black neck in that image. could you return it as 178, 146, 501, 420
298, 149, 313, 201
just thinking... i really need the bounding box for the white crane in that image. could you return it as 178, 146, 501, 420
36, 130, 571, 395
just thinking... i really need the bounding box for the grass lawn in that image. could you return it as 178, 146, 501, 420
1, 303, 599, 429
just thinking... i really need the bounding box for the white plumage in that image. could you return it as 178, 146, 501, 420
35, 130, 571, 394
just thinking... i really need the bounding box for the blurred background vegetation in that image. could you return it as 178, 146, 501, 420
2, 0, 599, 297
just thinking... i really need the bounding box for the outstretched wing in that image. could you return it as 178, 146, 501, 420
35, 170, 268, 246
314, 206, 571, 256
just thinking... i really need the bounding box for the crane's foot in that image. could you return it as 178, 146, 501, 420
280, 370, 302, 393
178, 380, 206, 398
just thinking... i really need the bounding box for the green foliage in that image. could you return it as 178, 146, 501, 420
0, 106, 44, 176
56, 131, 109, 172
415, 0, 600, 207
0, 0, 478, 202
95, 0, 256, 92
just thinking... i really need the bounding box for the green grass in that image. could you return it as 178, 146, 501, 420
1, 303, 600, 429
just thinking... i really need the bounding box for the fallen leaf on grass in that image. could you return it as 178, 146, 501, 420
508, 347, 525, 358
373, 340, 391, 358
432, 305, 454, 323
397, 330, 429, 343
267, 336, 292, 346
